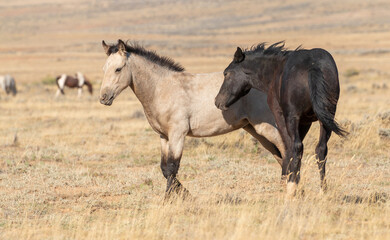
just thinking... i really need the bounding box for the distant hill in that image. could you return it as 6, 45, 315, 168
0, 0, 389, 82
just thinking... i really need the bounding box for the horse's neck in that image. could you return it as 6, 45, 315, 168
128, 55, 174, 109
255, 57, 286, 92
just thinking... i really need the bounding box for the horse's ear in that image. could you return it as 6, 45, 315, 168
234, 47, 245, 63
102, 40, 110, 56
117, 39, 127, 55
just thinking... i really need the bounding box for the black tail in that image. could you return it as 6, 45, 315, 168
84, 79, 93, 95
9, 77, 17, 96
308, 65, 347, 137
11, 84, 17, 96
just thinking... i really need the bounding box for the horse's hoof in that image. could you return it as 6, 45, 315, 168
163, 189, 192, 203
286, 182, 297, 199
320, 180, 328, 195
280, 175, 288, 185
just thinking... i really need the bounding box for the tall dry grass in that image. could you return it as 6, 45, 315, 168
1, 0, 390, 238
0, 68, 389, 239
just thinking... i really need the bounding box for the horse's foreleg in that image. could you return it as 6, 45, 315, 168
285, 116, 303, 197
268, 97, 293, 179
316, 122, 331, 193
78, 88, 82, 98
55, 89, 61, 98
160, 133, 190, 199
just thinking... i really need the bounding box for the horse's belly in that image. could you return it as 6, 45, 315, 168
188, 117, 244, 137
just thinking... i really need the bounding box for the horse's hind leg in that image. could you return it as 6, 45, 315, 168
244, 124, 283, 167
299, 123, 312, 142
316, 122, 331, 192
160, 133, 190, 199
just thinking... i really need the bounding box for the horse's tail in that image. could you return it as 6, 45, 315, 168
84, 79, 93, 94
308, 64, 347, 137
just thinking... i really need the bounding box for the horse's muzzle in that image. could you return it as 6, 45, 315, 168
215, 93, 237, 111
215, 101, 228, 111
100, 93, 114, 106
215, 96, 229, 111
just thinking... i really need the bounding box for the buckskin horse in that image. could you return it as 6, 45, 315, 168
99, 39, 285, 198
215, 42, 347, 196
55, 72, 93, 97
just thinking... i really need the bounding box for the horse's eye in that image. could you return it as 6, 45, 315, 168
115, 68, 122, 73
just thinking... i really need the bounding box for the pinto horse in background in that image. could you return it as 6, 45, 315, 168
55, 72, 93, 98
0, 74, 17, 96
215, 42, 347, 196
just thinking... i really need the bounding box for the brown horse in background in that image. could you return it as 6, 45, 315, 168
215, 42, 347, 196
55, 72, 93, 97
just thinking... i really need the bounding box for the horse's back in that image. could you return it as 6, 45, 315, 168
287, 48, 337, 73
57, 74, 79, 88
280, 48, 340, 121
283, 48, 338, 86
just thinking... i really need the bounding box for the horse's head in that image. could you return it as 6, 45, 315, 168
215, 47, 254, 110
100, 39, 132, 106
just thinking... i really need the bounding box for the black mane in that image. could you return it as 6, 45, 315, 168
243, 41, 291, 57
107, 41, 185, 72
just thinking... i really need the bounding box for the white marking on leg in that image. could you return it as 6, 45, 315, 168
78, 88, 82, 97
55, 89, 61, 98
286, 182, 297, 199
319, 187, 325, 196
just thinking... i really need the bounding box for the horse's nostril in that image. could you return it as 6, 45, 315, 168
101, 94, 107, 101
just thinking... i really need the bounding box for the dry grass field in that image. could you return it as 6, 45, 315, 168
1, 0, 390, 239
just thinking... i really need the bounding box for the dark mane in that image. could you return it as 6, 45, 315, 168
243, 41, 291, 57
107, 41, 185, 72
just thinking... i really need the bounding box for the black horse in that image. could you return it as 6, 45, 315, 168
215, 42, 347, 195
